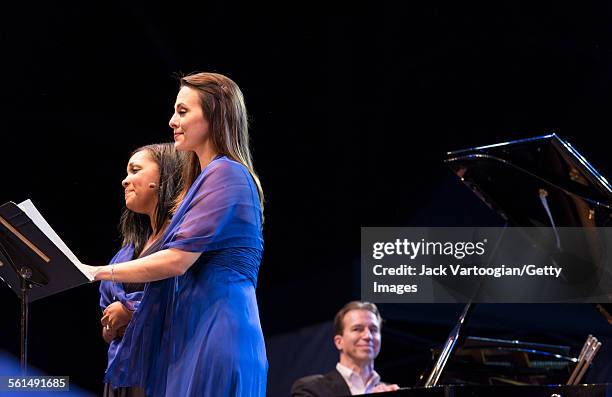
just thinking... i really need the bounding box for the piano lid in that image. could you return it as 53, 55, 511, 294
445, 134, 612, 227
414, 135, 612, 391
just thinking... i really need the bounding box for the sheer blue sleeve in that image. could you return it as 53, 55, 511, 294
162, 157, 263, 253
99, 245, 142, 311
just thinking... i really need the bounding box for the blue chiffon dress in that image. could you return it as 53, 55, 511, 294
104, 156, 267, 396
99, 245, 144, 372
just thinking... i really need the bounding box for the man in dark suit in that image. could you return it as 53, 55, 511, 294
291, 301, 400, 396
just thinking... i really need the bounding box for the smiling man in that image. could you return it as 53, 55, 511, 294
291, 301, 400, 396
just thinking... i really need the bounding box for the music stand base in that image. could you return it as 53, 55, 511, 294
19, 266, 32, 376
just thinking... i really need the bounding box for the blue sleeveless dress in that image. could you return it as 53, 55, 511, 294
104, 156, 267, 396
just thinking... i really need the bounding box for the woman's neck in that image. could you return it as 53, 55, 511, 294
194, 141, 220, 171
142, 218, 168, 254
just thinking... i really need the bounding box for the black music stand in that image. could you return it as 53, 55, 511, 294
0, 200, 91, 375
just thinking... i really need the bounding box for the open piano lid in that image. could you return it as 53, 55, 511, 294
389, 135, 612, 396
444, 133, 612, 227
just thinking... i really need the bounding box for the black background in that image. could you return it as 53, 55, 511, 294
1, 2, 612, 394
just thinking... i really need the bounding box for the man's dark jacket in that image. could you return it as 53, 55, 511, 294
290, 369, 351, 397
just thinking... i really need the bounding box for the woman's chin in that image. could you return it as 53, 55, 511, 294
126, 203, 144, 214
174, 140, 189, 151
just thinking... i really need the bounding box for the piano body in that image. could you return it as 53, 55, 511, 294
371, 384, 611, 396
364, 134, 612, 397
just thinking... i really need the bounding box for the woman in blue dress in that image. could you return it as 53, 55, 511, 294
86, 72, 267, 396
99, 142, 186, 397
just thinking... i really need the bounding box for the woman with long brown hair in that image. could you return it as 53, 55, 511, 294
86, 72, 266, 396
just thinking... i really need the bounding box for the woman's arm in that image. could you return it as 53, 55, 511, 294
87, 248, 202, 283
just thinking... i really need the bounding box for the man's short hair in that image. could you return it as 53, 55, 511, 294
333, 301, 383, 336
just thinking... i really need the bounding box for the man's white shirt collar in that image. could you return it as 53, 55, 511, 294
336, 362, 381, 395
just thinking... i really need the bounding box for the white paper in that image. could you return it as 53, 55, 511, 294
17, 199, 94, 281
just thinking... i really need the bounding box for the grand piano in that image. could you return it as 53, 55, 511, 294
365, 134, 612, 396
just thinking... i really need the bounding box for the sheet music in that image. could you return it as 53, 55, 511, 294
17, 199, 94, 281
